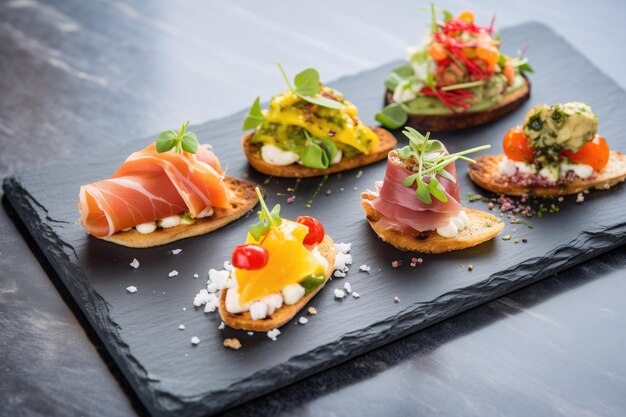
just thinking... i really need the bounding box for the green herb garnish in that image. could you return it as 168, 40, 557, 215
277, 63, 343, 109
299, 275, 326, 295
300, 131, 338, 169
242, 96, 266, 130
156, 120, 198, 154
375, 103, 408, 130
398, 127, 491, 204
249, 187, 282, 241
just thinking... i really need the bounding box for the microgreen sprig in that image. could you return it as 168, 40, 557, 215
156, 121, 199, 154
242, 64, 344, 131
398, 127, 490, 204
249, 187, 282, 241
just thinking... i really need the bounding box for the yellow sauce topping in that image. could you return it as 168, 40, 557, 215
253, 88, 379, 155
236, 219, 326, 304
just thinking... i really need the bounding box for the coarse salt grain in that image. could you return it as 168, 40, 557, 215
178, 324, 185, 330
352, 292, 360, 299
576, 193, 585, 203
334, 289, 345, 299
168, 270, 179, 278
126, 286, 137, 293
218, 321, 225, 330
129, 258, 140, 269
193, 274, 199, 278
190, 336, 200, 345
247, 332, 254, 336
359, 264, 371, 273
344, 282, 352, 293
394, 296, 400, 303
267, 328, 281, 341
299, 317, 308, 325
172, 249, 182, 255
333, 270, 346, 278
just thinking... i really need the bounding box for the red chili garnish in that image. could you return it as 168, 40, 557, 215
232, 244, 268, 270
295, 216, 325, 245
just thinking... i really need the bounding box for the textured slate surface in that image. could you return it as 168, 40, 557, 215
3, 23, 626, 417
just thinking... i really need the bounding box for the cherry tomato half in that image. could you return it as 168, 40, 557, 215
503, 126, 534, 162
232, 244, 268, 270
562, 135, 609, 171
295, 216, 325, 246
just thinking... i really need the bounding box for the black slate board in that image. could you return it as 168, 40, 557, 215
4, 23, 626, 417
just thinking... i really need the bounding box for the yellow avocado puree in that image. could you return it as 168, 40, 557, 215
236, 219, 326, 304
253, 88, 379, 155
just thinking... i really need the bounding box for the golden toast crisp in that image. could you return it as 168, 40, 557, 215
468, 151, 626, 196
361, 191, 503, 253
218, 235, 336, 332
242, 127, 396, 178
100, 177, 259, 248
384, 77, 530, 132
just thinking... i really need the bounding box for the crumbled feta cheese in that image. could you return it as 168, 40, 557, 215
299, 317, 309, 325
334, 242, 352, 254
334, 252, 353, 272
193, 273, 199, 278
126, 286, 137, 293
129, 258, 140, 269
359, 264, 371, 273
208, 269, 231, 292
223, 261, 235, 272
225, 288, 250, 313
436, 218, 458, 238
282, 283, 305, 305
168, 270, 179, 278
344, 282, 352, 293
334, 289, 345, 299
249, 302, 268, 320
178, 324, 185, 330
172, 249, 182, 255
267, 328, 281, 341
203, 294, 218, 313
498, 157, 517, 177
190, 336, 200, 345
260, 293, 283, 315
352, 292, 360, 299
193, 289, 211, 307
333, 270, 346, 278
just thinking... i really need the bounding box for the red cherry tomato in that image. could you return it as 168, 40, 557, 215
503, 126, 534, 162
295, 216, 325, 245
232, 244, 268, 270
562, 134, 610, 171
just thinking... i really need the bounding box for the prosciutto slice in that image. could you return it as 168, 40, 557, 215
367, 156, 461, 233
79, 144, 230, 237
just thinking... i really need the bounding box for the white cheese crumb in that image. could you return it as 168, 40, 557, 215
344, 282, 352, 293
129, 258, 140, 269
249, 302, 268, 320
247, 331, 254, 336
267, 328, 281, 341
126, 286, 137, 293
359, 264, 370, 273
178, 324, 185, 330
218, 321, 225, 330
172, 249, 182, 255
334, 242, 352, 254
193, 289, 211, 307
334, 252, 353, 272
190, 336, 200, 345
282, 283, 305, 305
168, 270, 179, 278
576, 192, 585, 203
333, 270, 346, 278
193, 274, 199, 278
203, 294, 218, 313
352, 292, 360, 299
334, 289, 345, 299
298, 317, 308, 325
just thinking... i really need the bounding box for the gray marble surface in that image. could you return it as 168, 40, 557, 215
0, 1, 625, 416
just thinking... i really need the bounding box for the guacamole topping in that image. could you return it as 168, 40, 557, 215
376, 7, 533, 129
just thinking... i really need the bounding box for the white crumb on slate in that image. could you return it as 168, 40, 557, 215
299, 317, 308, 325
168, 270, 179, 278
172, 249, 182, 255
334, 289, 345, 299
190, 336, 200, 345
126, 286, 137, 293
352, 292, 360, 299
359, 264, 370, 273
333, 270, 346, 278
178, 324, 185, 330
182, 307, 187, 311
344, 282, 352, 293
394, 296, 400, 304
193, 274, 199, 278
267, 328, 281, 341
129, 258, 140, 269
218, 321, 225, 330
247, 332, 254, 336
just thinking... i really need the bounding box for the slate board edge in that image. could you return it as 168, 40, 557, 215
4, 173, 626, 417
